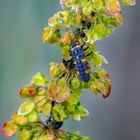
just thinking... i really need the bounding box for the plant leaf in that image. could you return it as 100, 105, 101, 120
1, 122, 17, 137
18, 102, 36, 116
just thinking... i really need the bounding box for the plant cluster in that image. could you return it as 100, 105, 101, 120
1, 0, 135, 139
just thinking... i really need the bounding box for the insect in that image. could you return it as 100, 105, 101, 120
46, 116, 63, 129
62, 59, 75, 70
63, 42, 92, 82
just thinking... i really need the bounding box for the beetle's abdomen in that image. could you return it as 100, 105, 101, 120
70, 43, 90, 82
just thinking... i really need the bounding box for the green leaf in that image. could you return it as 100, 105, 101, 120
58, 77, 67, 87
86, 23, 113, 43
61, 45, 70, 59
42, 27, 51, 43
42, 27, 61, 44
41, 102, 52, 116
78, 106, 89, 118
107, 14, 123, 27
120, 0, 136, 5
52, 104, 67, 122
18, 102, 36, 116
32, 95, 47, 112
73, 113, 81, 121
73, 106, 89, 121
50, 63, 65, 78
48, 16, 61, 28
27, 111, 40, 123
36, 134, 54, 140
66, 103, 76, 112
19, 128, 33, 140
97, 69, 110, 80
31, 72, 48, 86
71, 78, 80, 89
83, 2, 93, 15
57, 11, 68, 21
50, 63, 61, 78
67, 93, 80, 105
93, 0, 104, 11
12, 113, 28, 126
91, 52, 108, 67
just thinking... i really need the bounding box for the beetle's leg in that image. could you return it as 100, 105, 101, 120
86, 51, 93, 57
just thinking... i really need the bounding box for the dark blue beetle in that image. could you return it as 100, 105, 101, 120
70, 42, 91, 82
63, 42, 91, 82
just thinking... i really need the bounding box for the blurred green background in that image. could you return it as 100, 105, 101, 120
0, 0, 140, 140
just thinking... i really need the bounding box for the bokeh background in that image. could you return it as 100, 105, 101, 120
0, 0, 140, 140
